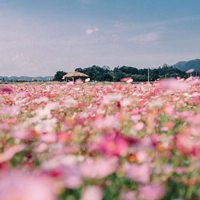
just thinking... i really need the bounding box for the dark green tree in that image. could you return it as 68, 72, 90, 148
53, 71, 67, 82
71, 65, 187, 82
119, 66, 138, 74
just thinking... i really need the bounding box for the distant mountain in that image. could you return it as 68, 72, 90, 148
0, 76, 53, 82
173, 59, 200, 72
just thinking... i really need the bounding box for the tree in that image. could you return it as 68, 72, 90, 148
119, 66, 138, 74
53, 71, 67, 82
55, 65, 187, 82
113, 67, 126, 82
101, 73, 113, 81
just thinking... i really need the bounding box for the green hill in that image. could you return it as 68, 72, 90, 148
173, 59, 200, 72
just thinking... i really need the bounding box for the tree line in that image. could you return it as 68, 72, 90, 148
53, 65, 191, 82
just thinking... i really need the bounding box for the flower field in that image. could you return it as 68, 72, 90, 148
0, 78, 200, 200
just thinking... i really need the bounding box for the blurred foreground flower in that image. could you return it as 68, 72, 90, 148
96, 132, 129, 156
160, 78, 189, 91
0, 171, 56, 200
80, 157, 118, 179
0, 144, 25, 163
81, 186, 102, 200
138, 184, 165, 200
175, 133, 198, 156
123, 163, 151, 184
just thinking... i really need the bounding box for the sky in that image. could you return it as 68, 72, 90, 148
0, 0, 200, 76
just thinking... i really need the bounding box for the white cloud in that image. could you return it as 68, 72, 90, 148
85, 27, 99, 35
129, 32, 161, 45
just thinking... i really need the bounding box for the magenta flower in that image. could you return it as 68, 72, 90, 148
0, 86, 13, 94
175, 133, 198, 156
96, 132, 129, 156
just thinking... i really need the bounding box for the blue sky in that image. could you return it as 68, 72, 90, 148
0, 0, 200, 76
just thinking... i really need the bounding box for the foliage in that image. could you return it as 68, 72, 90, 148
53, 71, 67, 81
174, 59, 200, 72
75, 65, 189, 82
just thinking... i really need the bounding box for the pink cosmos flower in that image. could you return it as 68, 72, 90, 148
12, 128, 36, 140
75, 79, 84, 84
81, 186, 103, 200
191, 92, 200, 105
96, 132, 129, 156
42, 157, 83, 188
134, 122, 144, 131
0, 86, 13, 94
136, 151, 148, 163
93, 116, 119, 129
0, 171, 56, 200
63, 165, 83, 188
40, 133, 57, 143
80, 157, 118, 179
120, 191, 137, 200
113, 83, 122, 90
160, 78, 189, 91
35, 143, 48, 153
175, 167, 187, 174
63, 97, 77, 108
123, 163, 151, 184
164, 105, 176, 118
175, 133, 198, 156
161, 122, 175, 131
102, 93, 122, 104
0, 106, 20, 116
138, 184, 165, 200
0, 144, 25, 163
